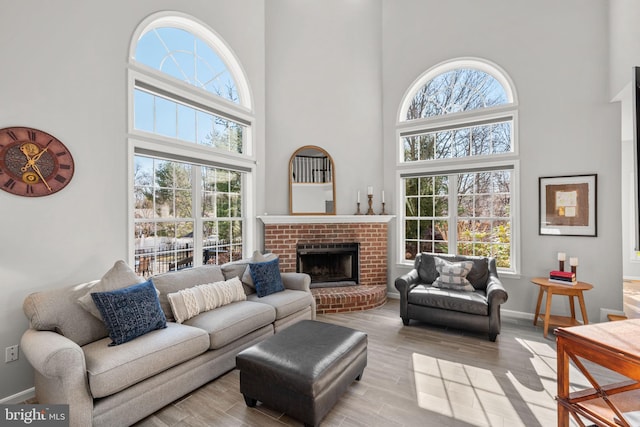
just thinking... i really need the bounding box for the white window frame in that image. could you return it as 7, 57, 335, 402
126, 11, 256, 269
395, 58, 520, 276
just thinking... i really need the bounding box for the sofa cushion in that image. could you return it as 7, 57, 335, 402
221, 261, 252, 294
91, 280, 167, 346
152, 265, 226, 321
167, 277, 246, 323
250, 257, 285, 297
23, 280, 110, 346
83, 322, 209, 398
77, 260, 144, 320
432, 257, 474, 292
247, 289, 314, 320
408, 285, 488, 316
183, 301, 276, 350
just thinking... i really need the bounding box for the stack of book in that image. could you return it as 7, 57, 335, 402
549, 270, 576, 285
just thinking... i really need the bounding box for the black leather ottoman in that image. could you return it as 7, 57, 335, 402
236, 320, 367, 427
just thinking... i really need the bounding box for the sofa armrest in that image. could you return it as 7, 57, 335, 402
281, 272, 316, 319
21, 329, 93, 426
281, 272, 311, 292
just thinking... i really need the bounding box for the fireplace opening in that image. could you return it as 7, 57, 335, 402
296, 243, 359, 289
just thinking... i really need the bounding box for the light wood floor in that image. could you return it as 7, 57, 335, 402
134, 300, 623, 427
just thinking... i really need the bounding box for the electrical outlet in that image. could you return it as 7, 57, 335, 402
5, 345, 18, 363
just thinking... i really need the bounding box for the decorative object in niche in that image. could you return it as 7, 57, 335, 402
289, 145, 335, 215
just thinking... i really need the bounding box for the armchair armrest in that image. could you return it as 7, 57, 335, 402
395, 269, 420, 323
394, 269, 419, 296
21, 329, 93, 426
485, 272, 508, 341
486, 273, 508, 307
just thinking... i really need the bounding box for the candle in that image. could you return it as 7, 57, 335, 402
357, 191, 360, 203
570, 257, 578, 267
557, 252, 566, 261
367, 186, 373, 196
381, 190, 385, 203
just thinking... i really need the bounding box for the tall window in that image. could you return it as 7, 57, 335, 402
128, 13, 254, 276
397, 59, 518, 272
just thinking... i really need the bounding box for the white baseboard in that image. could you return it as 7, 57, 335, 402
501, 308, 535, 321
0, 387, 35, 404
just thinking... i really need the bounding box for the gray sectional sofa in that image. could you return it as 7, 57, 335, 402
20, 257, 315, 427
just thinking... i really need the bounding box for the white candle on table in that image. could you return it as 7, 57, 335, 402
557, 252, 566, 261
357, 191, 360, 203
382, 190, 385, 203
367, 186, 373, 196
570, 257, 578, 266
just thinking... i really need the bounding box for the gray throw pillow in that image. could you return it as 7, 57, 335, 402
432, 256, 475, 292
78, 260, 145, 320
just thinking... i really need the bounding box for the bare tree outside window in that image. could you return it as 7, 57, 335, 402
129, 17, 253, 278
400, 66, 516, 270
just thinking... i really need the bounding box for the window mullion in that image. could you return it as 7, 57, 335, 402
193, 166, 203, 267
449, 173, 458, 255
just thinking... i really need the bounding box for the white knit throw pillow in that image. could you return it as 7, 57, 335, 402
167, 277, 246, 323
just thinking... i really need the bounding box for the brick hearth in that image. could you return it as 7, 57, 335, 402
259, 216, 392, 313
311, 285, 388, 314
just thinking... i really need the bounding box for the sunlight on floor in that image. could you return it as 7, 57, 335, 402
411, 337, 598, 427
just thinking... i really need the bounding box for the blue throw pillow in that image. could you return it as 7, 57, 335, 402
249, 257, 285, 297
91, 280, 167, 346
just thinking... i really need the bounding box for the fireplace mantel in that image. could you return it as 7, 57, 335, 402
258, 215, 394, 225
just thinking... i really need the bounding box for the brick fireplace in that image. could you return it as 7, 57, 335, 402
259, 215, 393, 314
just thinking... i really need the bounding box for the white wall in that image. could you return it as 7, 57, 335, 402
382, 0, 622, 320
0, 0, 265, 401
264, 0, 383, 218
609, 0, 640, 99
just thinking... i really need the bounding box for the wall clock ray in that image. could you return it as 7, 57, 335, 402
0, 126, 74, 197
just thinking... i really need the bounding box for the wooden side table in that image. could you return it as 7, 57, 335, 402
531, 277, 593, 338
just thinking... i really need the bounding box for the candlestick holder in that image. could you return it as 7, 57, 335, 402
380, 202, 386, 215
571, 265, 577, 277
559, 260, 565, 271
367, 194, 374, 215
355, 202, 362, 215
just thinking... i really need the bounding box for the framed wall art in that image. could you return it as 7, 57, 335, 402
539, 174, 597, 237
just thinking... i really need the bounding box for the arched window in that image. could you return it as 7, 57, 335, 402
128, 12, 254, 276
135, 27, 240, 103
397, 58, 519, 273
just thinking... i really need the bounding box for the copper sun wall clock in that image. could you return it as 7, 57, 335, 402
0, 126, 75, 197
